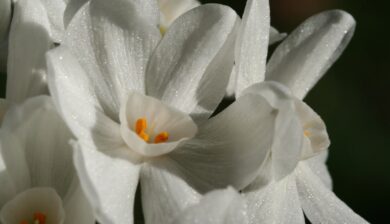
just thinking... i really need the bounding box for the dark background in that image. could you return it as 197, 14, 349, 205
203, 0, 389, 222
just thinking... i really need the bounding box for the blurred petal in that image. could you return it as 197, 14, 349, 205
0, 187, 65, 224
266, 10, 355, 99
63, 184, 95, 224
40, 0, 66, 42
168, 94, 276, 192
6, 0, 52, 104
245, 175, 305, 224
296, 163, 368, 224
2, 96, 75, 198
73, 142, 140, 224
303, 151, 332, 189
47, 47, 123, 150
243, 82, 303, 179
65, 0, 161, 116
0, 0, 11, 42
0, 98, 7, 124
0, 130, 30, 207
172, 187, 248, 224
146, 4, 239, 121
235, 0, 270, 96
140, 160, 201, 224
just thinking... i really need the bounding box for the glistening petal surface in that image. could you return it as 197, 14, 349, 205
146, 4, 239, 121
266, 10, 356, 99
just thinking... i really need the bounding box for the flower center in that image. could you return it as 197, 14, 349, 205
135, 117, 169, 144
304, 130, 311, 137
19, 212, 46, 224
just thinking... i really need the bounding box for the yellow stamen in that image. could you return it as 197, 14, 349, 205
159, 26, 167, 35
154, 132, 169, 144
135, 118, 149, 142
34, 212, 46, 224
304, 130, 311, 137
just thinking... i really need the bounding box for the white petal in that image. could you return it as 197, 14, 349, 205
73, 142, 141, 224
0, 98, 7, 124
234, 0, 270, 96
64, 0, 88, 27
269, 26, 286, 45
158, 0, 200, 30
266, 10, 356, 99
0, 0, 11, 42
244, 175, 305, 224
168, 94, 276, 192
172, 187, 248, 224
64, 0, 161, 114
294, 99, 330, 159
303, 151, 332, 189
6, 0, 52, 104
0, 130, 30, 206
2, 96, 75, 198
119, 91, 197, 157
47, 47, 124, 150
39, 0, 67, 42
63, 184, 95, 224
140, 160, 201, 224
243, 82, 303, 179
0, 187, 65, 224
295, 163, 368, 224
146, 4, 239, 120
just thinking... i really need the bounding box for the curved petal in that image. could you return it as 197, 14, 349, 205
234, 0, 270, 96
158, 0, 200, 30
47, 46, 124, 150
168, 94, 276, 192
244, 175, 305, 224
295, 163, 368, 224
146, 4, 239, 121
63, 183, 95, 224
64, 0, 161, 117
172, 187, 248, 224
0, 0, 11, 42
73, 142, 141, 224
269, 26, 286, 45
266, 10, 356, 99
6, 0, 52, 104
64, 0, 88, 27
140, 160, 201, 224
243, 82, 303, 179
2, 96, 75, 198
0, 130, 30, 207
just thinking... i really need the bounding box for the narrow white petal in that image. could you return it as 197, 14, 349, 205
172, 187, 248, 224
244, 175, 305, 224
303, 151, 332, 189
168, 94, 276, 192
0, 130, 30, 207
6, 0, 52, 104
0, 98, 7, 124
0, 188, 65, 224
0, 0, 11, 42
296, 163, 368, 224
235, 0, 270, 96
47, 47, 124, 150
2, 96, 75, 198
146, 4, 239, 120
269, 26, 287, 45
65, 0, 161, 114
64, 0, 88, 27
266, 10, 356, 99
39, 0, 67, 42
140, 160, 201, 224
73, 142, 140, 224
63, 184, 95, 224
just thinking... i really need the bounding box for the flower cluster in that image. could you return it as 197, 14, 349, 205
0, 0, 368, 223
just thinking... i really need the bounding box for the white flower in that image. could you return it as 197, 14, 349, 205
0, 96, 94, 224
47, 0, 277, 223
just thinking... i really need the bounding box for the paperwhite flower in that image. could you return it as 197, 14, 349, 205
47, 0, 277, 223
0, 96, 94, 224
